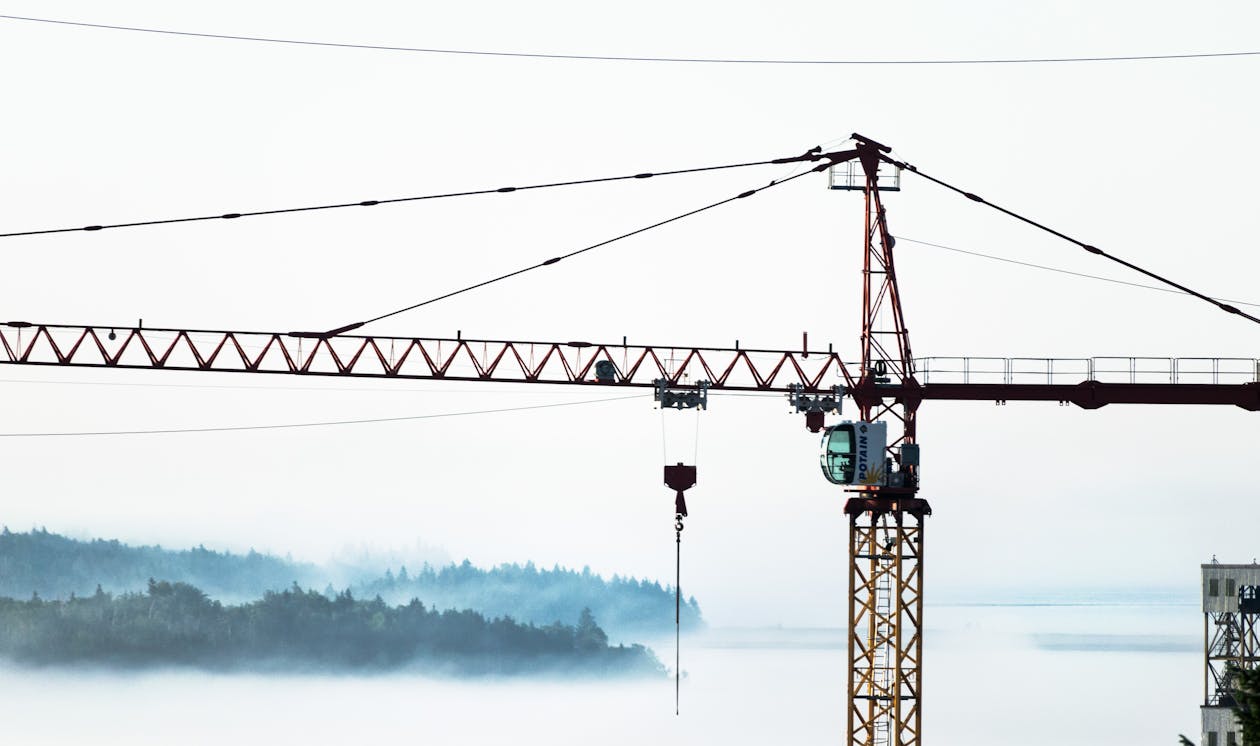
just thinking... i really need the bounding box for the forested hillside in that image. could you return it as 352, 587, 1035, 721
355, 561, 703, 636
0, 580, 661, 675
0, 529, 703, 636
0, 528, 319, 600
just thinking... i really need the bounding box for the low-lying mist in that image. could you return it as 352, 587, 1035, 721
0, 528, 702, 641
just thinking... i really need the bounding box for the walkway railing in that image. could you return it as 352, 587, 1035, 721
915, 357, 1260, 385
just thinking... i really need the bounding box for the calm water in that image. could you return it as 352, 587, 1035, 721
0, 603, 1201, 745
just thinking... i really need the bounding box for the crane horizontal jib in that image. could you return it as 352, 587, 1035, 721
1, 323, 1255, 409
0, 322, 858, 392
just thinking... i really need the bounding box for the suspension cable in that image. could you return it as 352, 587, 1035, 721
0, 148, 831, 239
885, 155, 1260, 326
322, 160, 839, 335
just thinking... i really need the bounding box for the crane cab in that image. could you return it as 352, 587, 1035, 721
819, 421, 888, 486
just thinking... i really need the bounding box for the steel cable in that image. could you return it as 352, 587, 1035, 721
0, 149, 828, 239
5, 14, 1260, 66
887, 156, 1260, 326
323, 162, 833, 335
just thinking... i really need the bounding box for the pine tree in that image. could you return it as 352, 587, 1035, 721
575, 607, 608, 651
1232, 664, 1260, 746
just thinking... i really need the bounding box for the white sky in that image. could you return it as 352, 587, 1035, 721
1, 0, 1257, 627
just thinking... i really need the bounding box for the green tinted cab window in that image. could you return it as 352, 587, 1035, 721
822, 426, 856, 484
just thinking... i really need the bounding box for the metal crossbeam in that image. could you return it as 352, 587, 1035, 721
0, 322, 857, 392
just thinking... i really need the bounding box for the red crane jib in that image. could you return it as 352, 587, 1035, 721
0, 323, 1255, 410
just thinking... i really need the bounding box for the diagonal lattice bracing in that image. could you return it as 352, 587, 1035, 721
847, 508, 926, 746
0, 323, 859, 392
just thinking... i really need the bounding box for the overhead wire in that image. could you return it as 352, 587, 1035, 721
0, 393, 646, 438
0, 376, 644, 395
4, 14, 1260, 65
885, 155, 1260, 326
0, 150, 827, 239
895, 235, 1260, 309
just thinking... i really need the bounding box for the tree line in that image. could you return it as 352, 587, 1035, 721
354, 560, 704, 638
0, 579, 662, 676
0, 527, 317, 601
0, 528, 703, 637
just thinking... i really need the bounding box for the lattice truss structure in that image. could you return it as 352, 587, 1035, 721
2, 323, 1254, 408
1207, 606, 1260, 705
852, 153, 916, 453
839, 140, 929, 746
847, 512, 925, 746
0, 323, 858, 391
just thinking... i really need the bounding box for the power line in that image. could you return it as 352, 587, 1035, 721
0, 376, 628, 395
4, 14, 1259, 66
326, 162, 833, 336
0, 148, 831, 239
896, 235, 1260, 309
886, 155, 1260, 326
0, 393, 645, 438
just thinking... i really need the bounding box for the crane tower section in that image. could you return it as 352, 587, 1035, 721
834, 135, 929, 746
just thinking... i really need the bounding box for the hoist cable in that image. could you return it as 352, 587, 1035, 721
675, 513, 684, 716
327, 163, 829, 335
660, 408, 669, 464
693, 408, 701, 465
5, 15, 1260, 66
0, 149, 831, 239
886, 156, 1260, 326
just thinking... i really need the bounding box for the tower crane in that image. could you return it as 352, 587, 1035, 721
2, 134, 1257, 745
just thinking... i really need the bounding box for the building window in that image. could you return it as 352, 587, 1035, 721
1227, 579, 1236, 597
1228, 730, 1237, 746
1211, 578, 1221, 597
1208, 731, 1217, 746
